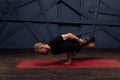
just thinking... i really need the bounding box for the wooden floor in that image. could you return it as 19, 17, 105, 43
0, 49, 120, 80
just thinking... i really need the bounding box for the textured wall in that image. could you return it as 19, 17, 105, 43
0, 0, 120, 48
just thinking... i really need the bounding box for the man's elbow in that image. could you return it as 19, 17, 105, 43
68, 33, 73, 35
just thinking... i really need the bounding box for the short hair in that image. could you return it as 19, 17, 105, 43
34, 42, 49, 55
34, 42, 44, 49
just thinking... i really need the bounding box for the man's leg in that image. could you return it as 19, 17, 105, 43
64, 52, 72, 65
71, 51, 77, 56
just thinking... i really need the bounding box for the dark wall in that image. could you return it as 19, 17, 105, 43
0, 0, 120, 48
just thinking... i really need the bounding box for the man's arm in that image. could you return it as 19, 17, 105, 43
61, 33, 83, 44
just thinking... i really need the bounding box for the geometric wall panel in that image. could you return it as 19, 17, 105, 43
0, 0, 120, 48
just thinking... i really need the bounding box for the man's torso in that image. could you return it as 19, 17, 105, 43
48, 35, 81, 55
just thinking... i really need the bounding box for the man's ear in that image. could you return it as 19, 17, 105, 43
88, 43, 95, 47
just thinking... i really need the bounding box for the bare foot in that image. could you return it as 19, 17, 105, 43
64, 61, 71, 65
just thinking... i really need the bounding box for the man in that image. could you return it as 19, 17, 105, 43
34, 33, 95, 65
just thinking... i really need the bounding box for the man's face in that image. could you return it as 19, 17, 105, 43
34, 45, 48, 55
39, 47, 48, 53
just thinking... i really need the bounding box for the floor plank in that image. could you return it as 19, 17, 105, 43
0, 49, 120, 80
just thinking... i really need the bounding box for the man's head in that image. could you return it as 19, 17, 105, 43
34, 42, 50, 55
80, 36, 95, 48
